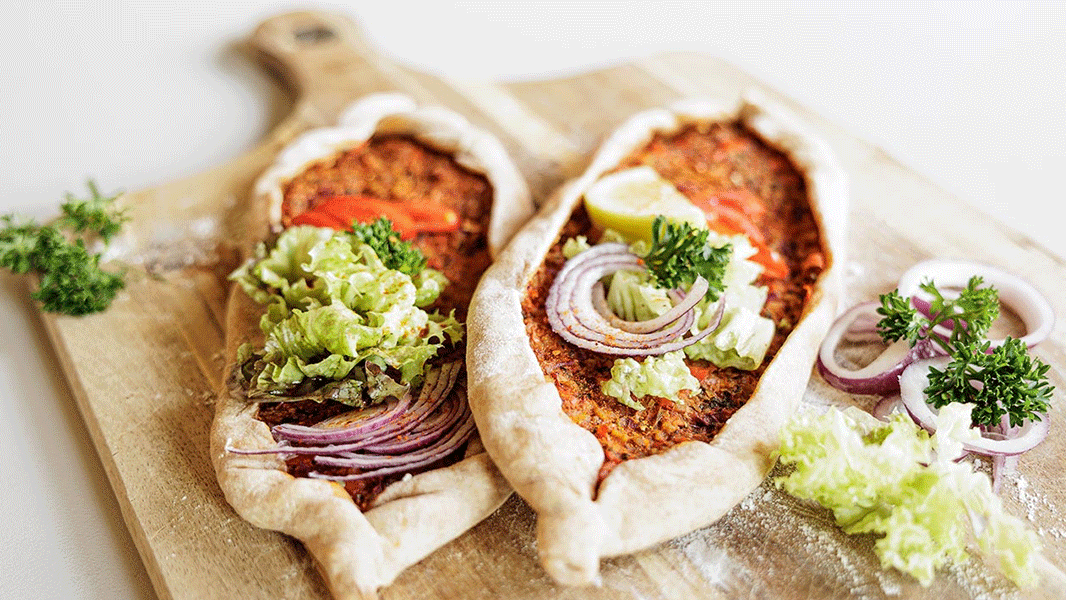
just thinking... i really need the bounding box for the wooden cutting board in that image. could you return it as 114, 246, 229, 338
39, 10, 1066, 600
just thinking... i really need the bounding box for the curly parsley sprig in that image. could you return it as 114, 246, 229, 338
877, 276, 998, 352
350, 217, 427, 276
926, 338, 1052, 428
642, 216, 731, 300
0, 180, 127, 316
56, 179, 130, 242
876, 276, 1053, 427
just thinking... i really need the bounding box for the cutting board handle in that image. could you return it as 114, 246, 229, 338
251, 11, 398, 122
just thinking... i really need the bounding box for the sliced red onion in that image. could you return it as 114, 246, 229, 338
549, 255, 693, 348
840, 308, 884, 344
872, 395, 902, 421
899, 358, 1050, 456
360, 392, 468, 454
897, 259, 1054, 349
309, 414, 475, 481
269, 360, 462, 446
319, 412, 469, 468
898, 357, 955, 432
545, 243, 722, 356
817, 302, 935, 395
991, 454, 1019, 495
234, 387, 463, 458
342, 376, 458, 446
417, 361, 461, 404
229, 359, 473, 482
590, 276, 708, 334
270, 394, 412, 445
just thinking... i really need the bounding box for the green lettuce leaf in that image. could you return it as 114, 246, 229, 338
412, 268, 447, 307
231, 226, 334, 308
562, 235, 592, 259
605, 269, 672, 322
601, 350, 700, 410
683, 302, 775, 370
776, 404, 1040, 587
232, 225, 461, 405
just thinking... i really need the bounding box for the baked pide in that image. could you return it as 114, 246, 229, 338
210, 93, 531, 599
466, 93, 847, 584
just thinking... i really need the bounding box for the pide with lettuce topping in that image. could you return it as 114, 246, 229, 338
210, 93, 532, 600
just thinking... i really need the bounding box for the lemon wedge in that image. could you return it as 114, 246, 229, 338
583, 166, 707, 241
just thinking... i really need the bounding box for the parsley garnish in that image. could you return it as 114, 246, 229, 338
0, 181, 127, 316
926, 338, 1052, 428
876, 276, 1053, 427
55, 179, 129, 242
877, 276, 998, 351
642, 216, 731, 299
351, 217, 427, 276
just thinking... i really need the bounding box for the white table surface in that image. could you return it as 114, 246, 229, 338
1, 2, 1063, 598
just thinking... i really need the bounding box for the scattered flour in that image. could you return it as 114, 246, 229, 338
662, 471, 1040, 600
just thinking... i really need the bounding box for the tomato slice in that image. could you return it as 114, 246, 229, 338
714, 189, 766, 220
291, 195, 460, 239
752, 244, 790, 280
691, 190, 790, 281
290, 210, 347, 229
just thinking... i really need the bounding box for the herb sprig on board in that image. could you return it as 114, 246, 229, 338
642, 216, 731, 299
0, 181, 128, 316
876, 276, 1053, 427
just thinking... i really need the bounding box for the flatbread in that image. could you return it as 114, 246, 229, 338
466, 92, 848, 585
210, 93, 532, 599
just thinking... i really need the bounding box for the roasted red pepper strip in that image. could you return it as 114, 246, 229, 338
690, 196, 789, 281
290, 210, 347, 229
292, 195, 460, 239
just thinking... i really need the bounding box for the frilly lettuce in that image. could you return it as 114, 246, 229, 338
776, 404, 1040, 587
231, 225, 460, 405
605, 270, 672, 322
601, 350, 700, 410
562, 235, 592, 259
681, 231, 772, 369
231, 226, 334, 308
683, 300, 774, 370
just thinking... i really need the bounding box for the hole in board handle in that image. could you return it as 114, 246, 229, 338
294, 25, 336, 45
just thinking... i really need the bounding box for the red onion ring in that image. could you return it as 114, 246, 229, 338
360, 391, 468, 454
545, 243, 723, 356
872, 395, 903, 421
268, 361, 461, 445
897, 259, 1054, 349
549, 254, 694, 349
816, 302, 936, 395
269, 394, 412, 445
899, 358, 1050, 456
590, 277, 709, 334
228, 361, 471, 478
819, 261, 1053, 477
309, 413, 476, 481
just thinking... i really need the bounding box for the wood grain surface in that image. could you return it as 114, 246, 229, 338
38, 10, 1066, 600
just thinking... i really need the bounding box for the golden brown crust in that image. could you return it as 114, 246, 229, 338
466, 93, 847, 585
210, 93, 530, 599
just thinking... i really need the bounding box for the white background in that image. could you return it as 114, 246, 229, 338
1, 1, 1063, 598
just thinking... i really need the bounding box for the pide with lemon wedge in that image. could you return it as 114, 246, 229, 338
466, 95, 847, 584
211, 93, 532, 600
